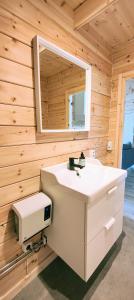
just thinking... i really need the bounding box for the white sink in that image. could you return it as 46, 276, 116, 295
41, 158, 127, 202
41, 158, 127, 281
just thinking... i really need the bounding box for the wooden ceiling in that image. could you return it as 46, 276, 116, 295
64, 0, 86, 10
85, 0, 134, 48
54, 0, 134, 61
40, 48, 82, 78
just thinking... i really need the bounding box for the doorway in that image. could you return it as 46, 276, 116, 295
117, 75, 134, 220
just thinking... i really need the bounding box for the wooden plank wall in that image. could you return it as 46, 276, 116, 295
40, 78, 49, 128
108, 40, 134, 167
0, 0, 111, 298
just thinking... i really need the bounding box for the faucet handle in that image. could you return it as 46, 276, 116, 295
69, 157, 78, 160
69, 157, 74, 164
69, 157, 78, 170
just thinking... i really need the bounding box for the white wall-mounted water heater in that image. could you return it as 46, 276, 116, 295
12, 192, 52, 244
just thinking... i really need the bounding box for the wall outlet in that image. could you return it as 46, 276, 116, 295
89, 149, 96, 158
107, 141, 112, 151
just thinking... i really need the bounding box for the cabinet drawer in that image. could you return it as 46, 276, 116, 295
86, 180, 125, 243
85, 209, 123, 281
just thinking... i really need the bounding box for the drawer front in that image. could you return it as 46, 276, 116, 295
85, 209, 123, 281
86, 180, 125, 243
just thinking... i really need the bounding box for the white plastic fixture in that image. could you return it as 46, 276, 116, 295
107, 140, 113, 151
33, 35, 92, 133
41, 159, 127, 281
12, 192, 52, 244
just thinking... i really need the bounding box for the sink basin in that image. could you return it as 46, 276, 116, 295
41, 158, 127, 202
41, 158, 127, 281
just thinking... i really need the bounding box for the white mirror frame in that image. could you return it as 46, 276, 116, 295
33, 35, 92, 133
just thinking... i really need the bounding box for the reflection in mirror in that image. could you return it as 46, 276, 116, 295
33, 36, 91, 133
67, 89, 85, 129
39, 45, 86, 130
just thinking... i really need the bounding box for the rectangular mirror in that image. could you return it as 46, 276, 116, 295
33, 36, 91, 133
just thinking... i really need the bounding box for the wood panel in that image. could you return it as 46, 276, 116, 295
0, 32, 32, 67
87, 0, 134, 48
0, 126, 35, 146
0, 143, 108, 188
112, 40, 134, 74
92, 91, 110, 106
74, 0, 117, 29
0, 262, 26, 299
0, 104, 35, 126
0, 232, 52, 269
26, 246, 52, 273
0, 176, 40, 208
0, 0, 112, 74
91, 103, 109, 117
0, 221, 15, 244
0, 7, 36, 46
0, 249, 55, 300
0, 137, 107, 167
65, 0, 85, 10
0, 57, 33, 88
0, 81, 35, 107
0, 237, 22, 268
79, 26, 111, 61
30, 0, 112, 64
92, 67, 111, 96
0, 1, 111, 298
40, 79, 48, 128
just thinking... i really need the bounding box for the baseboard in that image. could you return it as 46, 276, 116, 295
1, 252, 57, 300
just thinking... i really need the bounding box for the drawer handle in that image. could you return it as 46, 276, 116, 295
104, 217, 115, 230
107, 186, 117, 195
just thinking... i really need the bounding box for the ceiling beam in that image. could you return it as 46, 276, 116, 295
74, 0, 119, 29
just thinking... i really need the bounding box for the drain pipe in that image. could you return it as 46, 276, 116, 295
0, 250, 32, 279
0, 236, 47, 279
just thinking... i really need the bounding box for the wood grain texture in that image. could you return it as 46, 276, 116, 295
0, 1, 111, 298
0, 81, 35, 107
0, 32, 32, 67
79, 26, 111, 61
0, 104, 35, 126
0, 221, 15, 244
86, 0, 134, 49
112, 39, 134, 74
0, 261, 26, 298
0, 57, 33, 88
0, 137, 107, 167
74, 0, 118, 29
0, 247, 55, 299
0, 237, 22, 268
0, 126, 35, 146
0, 176, 40, 207
0, 0, 112, 74
0, 143, 107, 188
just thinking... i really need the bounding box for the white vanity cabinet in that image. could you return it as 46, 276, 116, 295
85, 181, 125, 280
41, 161, 126, 281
